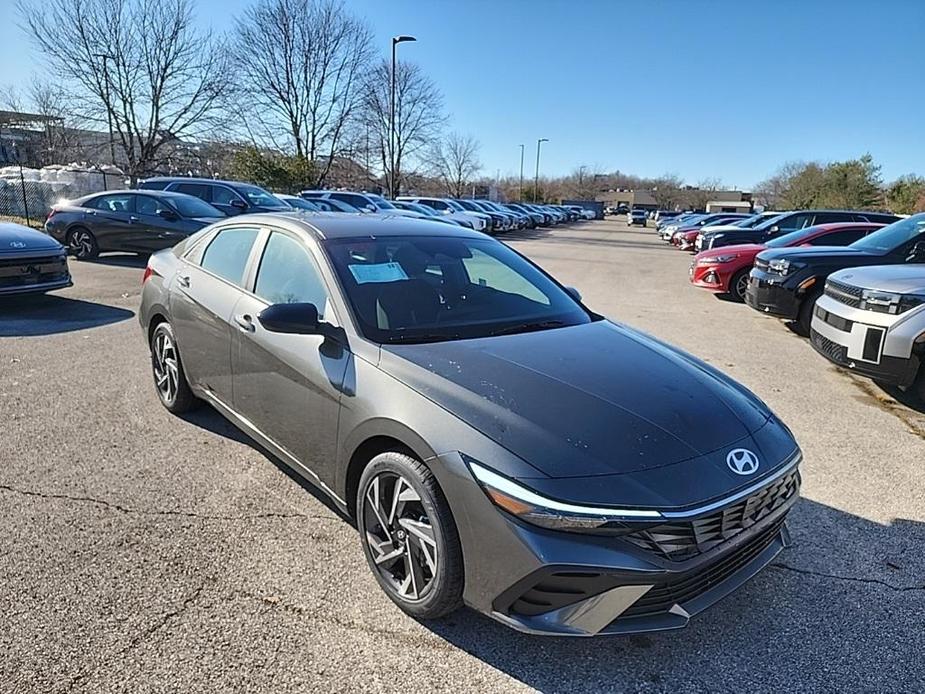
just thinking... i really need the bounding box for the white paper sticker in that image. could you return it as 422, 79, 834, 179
348, 262, 409, 284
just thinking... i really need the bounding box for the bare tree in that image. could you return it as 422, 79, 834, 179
229, 0, 373, 187
361, 59, 444, 196
687, 177, 723, 210
430, 132, 481, 197
18, 0, 228, 181
650, 174, 684, 209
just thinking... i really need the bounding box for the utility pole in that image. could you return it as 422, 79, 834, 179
518, 144, 524, 201
389, 35, 416, 199
534, 138, 548, 203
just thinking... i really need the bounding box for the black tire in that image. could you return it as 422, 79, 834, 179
728, 268, 750, 303
912, 365, 925, 404
357, 451, 464, 619
68, 227, 99, 260
149, 321, 198, 414
795, 287, 823, 337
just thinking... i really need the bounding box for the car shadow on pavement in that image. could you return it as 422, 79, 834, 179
179, 404, 352, 523
426, 498, 925, 692
0, 295, 134, 337
80, 253, 149, 268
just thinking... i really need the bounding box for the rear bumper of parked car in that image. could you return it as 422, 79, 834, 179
745, 271, 801, 319
433, 450, 800, 636
809, 295, 923, 389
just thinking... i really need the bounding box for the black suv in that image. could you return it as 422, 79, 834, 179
137, 177, 289, 216
700, 210, 899, 251
745, 214, 925, 334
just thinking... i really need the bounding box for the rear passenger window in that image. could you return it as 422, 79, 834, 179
174, 183, 211, 201
200, 228, 259, 285
254, 232, 329, 316
813, 213, 851, 225
808, 229, 867, 246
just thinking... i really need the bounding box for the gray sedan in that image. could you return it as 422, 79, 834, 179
139, 213, 800, 636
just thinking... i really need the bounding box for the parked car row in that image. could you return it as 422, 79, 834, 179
686, 210, 925, 401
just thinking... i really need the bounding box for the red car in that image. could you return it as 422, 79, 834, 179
672, 227, 702, 251
690, 222, 884, 302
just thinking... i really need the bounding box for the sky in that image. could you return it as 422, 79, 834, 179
1, 0, 923, 189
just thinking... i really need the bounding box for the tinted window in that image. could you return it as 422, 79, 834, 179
136, 195, 170, 216
807, 229, 869, 245
138, 180, 169, 190
212, 186, 243, 206
236, 184, 288, 209
850, 214, 925, 253
173, 183, 211, 201
812, 212, 852, 225
171, 195, 223, 218
331, 192, 368, 209
200, 227, 259, 285
88, 193, 135, 213
255, 232, 329, 316
778, 213, 812, 232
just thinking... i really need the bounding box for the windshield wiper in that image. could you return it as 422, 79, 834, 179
487, 320, 566, 337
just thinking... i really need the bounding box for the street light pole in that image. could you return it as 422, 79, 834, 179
518, 144, 524, 201
390, 35, 416, 199
534, 138, 548, 203
94, 53, 116, 166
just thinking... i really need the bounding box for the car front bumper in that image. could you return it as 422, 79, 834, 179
745, 270, 801, 319
810, 294, 923, 388
690, 262, 732, 292
433, 450, 800, 636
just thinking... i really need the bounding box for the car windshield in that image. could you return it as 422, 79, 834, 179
236, 184, 288, 208
171, 195, 223, 217
729, 213, 766, 228
280, 197, 320, 211
751, 213, 791, 231
325, 235, 593, 343
850, 214, 925, 253
368, 195, 397, 210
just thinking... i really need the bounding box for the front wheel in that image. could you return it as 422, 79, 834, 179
728, 269, 750, 303
796, 287, 823, 336
68, 227, 99, 260
357, 452, 464, 619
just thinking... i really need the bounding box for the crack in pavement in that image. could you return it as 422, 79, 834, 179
0, 484, 338, 522
771, 562, 925, 592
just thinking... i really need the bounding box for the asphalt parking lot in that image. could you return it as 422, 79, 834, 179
2, 218, 924, 693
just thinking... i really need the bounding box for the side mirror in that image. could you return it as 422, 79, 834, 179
769, 225, 780, 233
366, 205, 377, 213
158, 209, 179, 221
564, 286, 582, 303
258, 302, 347, 343
907, 241, 925, 262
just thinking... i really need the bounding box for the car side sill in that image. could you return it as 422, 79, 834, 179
199, 387, 349, 512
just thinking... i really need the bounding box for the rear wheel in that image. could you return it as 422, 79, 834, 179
68, 227, 99, 260
150, 321, 198, 414
728, 269, 750, 303
357, 452, 464, 619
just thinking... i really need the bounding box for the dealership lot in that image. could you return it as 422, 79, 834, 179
2, 218, 924, 693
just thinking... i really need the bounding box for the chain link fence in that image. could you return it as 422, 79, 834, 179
0, 164, 125, 229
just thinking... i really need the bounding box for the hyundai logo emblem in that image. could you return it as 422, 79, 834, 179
726, 448, 759, 475
10, 241, 26, 249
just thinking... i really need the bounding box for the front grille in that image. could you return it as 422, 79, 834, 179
825, 278, 863, 308
815, 304, 853, 332
811, 329, 849, 365
619, 516, 785, 619
0, 254, 68, 289
622, 469, 800, 562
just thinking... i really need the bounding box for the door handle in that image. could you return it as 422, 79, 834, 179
177, 274, 190, 288
234, 314, 255, 332
129, 215, 139, 223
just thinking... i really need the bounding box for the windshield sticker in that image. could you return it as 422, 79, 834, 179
349, 262, 409, 284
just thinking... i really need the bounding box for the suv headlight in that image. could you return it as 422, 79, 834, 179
468, 461, 661, 533
769, 258, 803, 276
899, 294, 925, 313
860, 289, 925, 314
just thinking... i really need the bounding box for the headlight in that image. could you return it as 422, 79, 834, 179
468, 461, 661, 533
859, 289, 924, 314
768, 258, 801, 275
698, 254, 738, 265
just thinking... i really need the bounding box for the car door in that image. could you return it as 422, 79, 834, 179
86, 193, 136, 251
169, 225, 262, 405
231, 229, 349, 485
211, 184, 249, 216
134, 195, 188, 252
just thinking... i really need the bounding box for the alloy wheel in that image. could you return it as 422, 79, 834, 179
362, 472, 438, 602
734, 272, 749, 301
69, 230, 94, 258
152, 329, 180, 405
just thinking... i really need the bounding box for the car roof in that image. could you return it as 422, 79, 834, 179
81, 189, 210, 201
140, 176, 249, 186
213, 211, 486, 242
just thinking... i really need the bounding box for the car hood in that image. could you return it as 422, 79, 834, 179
379, 320, 772, 479
697, 243, 765, 260
757, 246, 883, 262
191, 216, 224, 225
830, 265, 925, 294
0, 223, 63, 253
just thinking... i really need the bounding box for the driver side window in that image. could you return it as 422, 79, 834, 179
254, 232, 330, 318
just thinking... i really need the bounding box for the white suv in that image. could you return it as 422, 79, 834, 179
397, 196, 490, 232
811, 265, 925, 399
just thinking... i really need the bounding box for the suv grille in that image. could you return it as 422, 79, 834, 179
810, 329, 849, 365
622, 469, 800, 562
825, 278, 863, 308
619, 516, 786, 619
